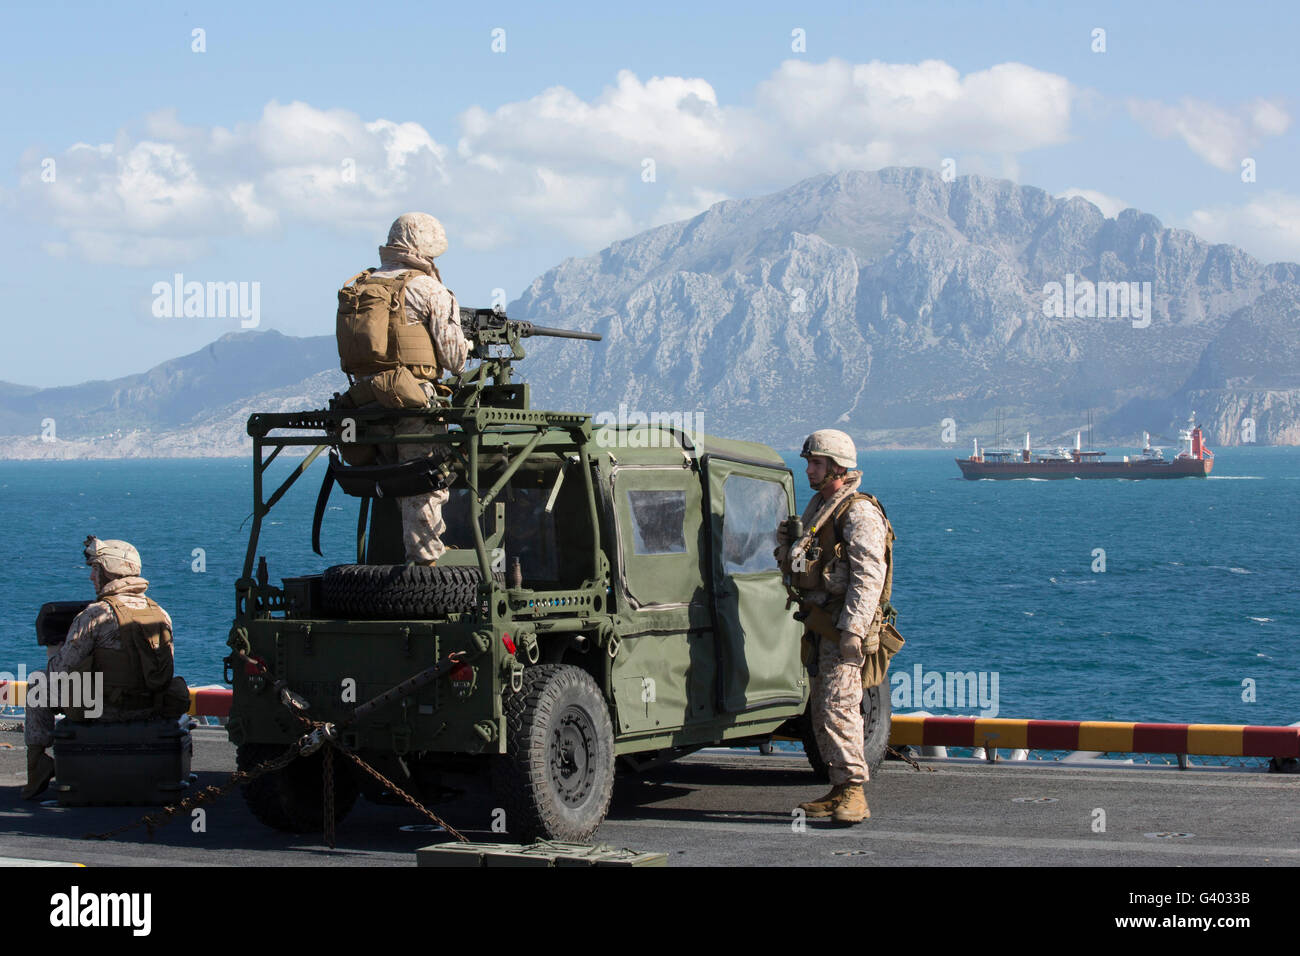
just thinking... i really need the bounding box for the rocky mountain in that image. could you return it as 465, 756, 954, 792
516, 167, 1300, 448
1130, 285, 1300, 445
3, 167, 1298, 458
0, 332, 342, 459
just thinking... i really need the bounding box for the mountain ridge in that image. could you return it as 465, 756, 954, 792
3, 166, 1298, 458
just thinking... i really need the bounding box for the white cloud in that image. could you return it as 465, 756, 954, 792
1186, 192, 1300, 265
1127, 96, 1291, 172
756, 59, 1072, 166
13, 59, 1079, 266
1057, 188, 1130, 218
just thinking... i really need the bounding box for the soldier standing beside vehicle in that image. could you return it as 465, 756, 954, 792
23, 537, 187, 800
776, 430, 897, 824
335, 213, 469, 565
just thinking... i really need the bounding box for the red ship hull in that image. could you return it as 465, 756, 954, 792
956, 457, 1213, 479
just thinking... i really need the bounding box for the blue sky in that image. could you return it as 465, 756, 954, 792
3, 0, 1297, 386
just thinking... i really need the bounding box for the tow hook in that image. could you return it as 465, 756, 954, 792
276, 680, 311, 714
297, 723, 338, 757
518, 632, 540, 664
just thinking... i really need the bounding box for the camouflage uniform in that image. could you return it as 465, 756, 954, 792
24, 575, 173, 750
797, 475, 889, 786
23, 537, 173, 800
366, 214, 469, 564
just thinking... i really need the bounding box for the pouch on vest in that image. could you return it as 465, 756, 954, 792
861, 619, 905, 688
337, 274, 393, 372
336, 270, 438, 375
331, 386, 379, 467
155, 676, 191, 719
367, 366, 430, 410
801, 602, 840, 643
120, 600, 175, 697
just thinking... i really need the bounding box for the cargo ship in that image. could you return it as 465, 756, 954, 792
956, 417, 1214, 479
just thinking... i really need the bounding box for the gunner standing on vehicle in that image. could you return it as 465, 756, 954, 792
22, 537, 185, 800
777, 430, 893, 824
336, 213, 469, 565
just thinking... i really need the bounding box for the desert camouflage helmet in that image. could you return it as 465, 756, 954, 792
800, 429, 857, 470
83, 535, 141, 578
386, 212, 448, 260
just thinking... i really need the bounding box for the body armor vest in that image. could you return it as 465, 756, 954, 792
92, 596, 174, 713
782, 491, 895, 637
336, 269, 439, 378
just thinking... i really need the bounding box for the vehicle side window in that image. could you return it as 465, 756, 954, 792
626, 489, 687, 555
721, 475, 785, 574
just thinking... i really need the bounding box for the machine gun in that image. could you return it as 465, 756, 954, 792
452, 308, 601, 407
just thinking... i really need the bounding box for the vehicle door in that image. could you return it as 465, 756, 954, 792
608, 461, 714, 735
703, 455, 805, 713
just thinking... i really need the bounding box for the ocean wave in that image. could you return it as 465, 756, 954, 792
1208, 476, 1263, 480
1248, 617, 1273, 623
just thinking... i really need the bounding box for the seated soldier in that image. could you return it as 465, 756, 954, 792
22, 536, 186, 800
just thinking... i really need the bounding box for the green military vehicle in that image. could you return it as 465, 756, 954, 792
224, 311, 892, 842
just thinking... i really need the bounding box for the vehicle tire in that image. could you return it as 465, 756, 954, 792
236, 743, 360, 834
801, 678, 893, 782
320, 564, 490, 619
492, 664, 615, 843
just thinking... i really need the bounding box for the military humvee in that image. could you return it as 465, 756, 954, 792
225, 311, 891, 841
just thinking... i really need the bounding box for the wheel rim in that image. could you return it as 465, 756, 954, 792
548, 704, 597, 808
861, 684, 880, 725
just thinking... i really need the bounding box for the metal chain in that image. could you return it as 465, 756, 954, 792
338, 749, 469, 843
323, 746, 336, 849
887, 745, 935, 773
82, 649, 471, 847
83, 744, 301, 841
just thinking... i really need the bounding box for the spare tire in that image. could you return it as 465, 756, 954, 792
321, 564, 491, 619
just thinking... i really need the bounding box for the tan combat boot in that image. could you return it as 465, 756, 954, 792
21, 748, 55, 801
832, 783, 870, 824
798, 784, 845, 818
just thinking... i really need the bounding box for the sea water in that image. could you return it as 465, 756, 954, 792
1, 448, 1296, 727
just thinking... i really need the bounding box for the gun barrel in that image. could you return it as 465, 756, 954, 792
519, 323, 602, 341
458, 308, 601, 342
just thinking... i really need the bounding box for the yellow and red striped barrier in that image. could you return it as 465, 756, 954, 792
188, 686, 231, 718
4, 678, 1298, 758
0, 681, 231, 719
889, 715, 1300, 759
